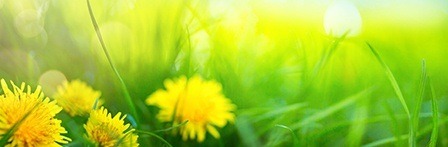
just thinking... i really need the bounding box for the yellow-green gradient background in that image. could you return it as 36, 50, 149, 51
1, 0, 447, 146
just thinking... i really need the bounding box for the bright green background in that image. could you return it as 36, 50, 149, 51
1, 0, 447, 146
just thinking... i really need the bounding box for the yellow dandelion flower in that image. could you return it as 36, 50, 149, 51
54, 79, 103, 116
146, 75, 236, 142
0, 79, 70, 146
84, 107, 139, 147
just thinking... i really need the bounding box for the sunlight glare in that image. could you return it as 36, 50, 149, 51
324, 1, 362, 37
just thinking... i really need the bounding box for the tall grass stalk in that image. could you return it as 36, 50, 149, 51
429, 77, 439, 147
275, 124, 299, 147
86, 0, 140, 127
366, 43, 412, 145
410, 59, 427, 146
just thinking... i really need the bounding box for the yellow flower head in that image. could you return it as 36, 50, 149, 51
0, 79, 70, 146
84, 107, 139, 147
54, 79, 103, 116
146, 75, 236, 142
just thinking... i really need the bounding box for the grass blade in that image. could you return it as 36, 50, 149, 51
275, 124, 299, 147
86, 0, 140, 127
114, 130, 137, 147
366, 43, 410, 117
366, 43, 412, 146
154, 120, 189, 133
410, 59, 427, 146
135, 130, 173, 147
429, 78, 439, 147
290, 86, 375, 130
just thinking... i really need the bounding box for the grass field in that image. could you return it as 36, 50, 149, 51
1, 0, 448, 146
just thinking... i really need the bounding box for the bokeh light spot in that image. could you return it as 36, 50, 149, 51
324, 1, 362, 37
39, 70, 67, 97
14, 9, 44, 38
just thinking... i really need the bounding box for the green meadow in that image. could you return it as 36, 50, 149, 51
1, 0, 448, 146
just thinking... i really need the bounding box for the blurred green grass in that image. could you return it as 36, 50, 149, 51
1, 0, 448, 146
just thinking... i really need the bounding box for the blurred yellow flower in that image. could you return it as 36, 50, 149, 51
54, 79, 103, 116
84, 107, 138, 147
146, 75, 236, 142
0, 79, 70, 146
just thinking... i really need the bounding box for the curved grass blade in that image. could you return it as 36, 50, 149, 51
366, 43, 410, 117
135, 130, 173, 147
86, 0, 140, 127
410, 59, 427, 146
290, 86, 375, 130
429, 78, 439, 147
275, 124, 299, 147
366, 43, 412, 146
114, 130, 136, 147
154, 120, 189, 133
